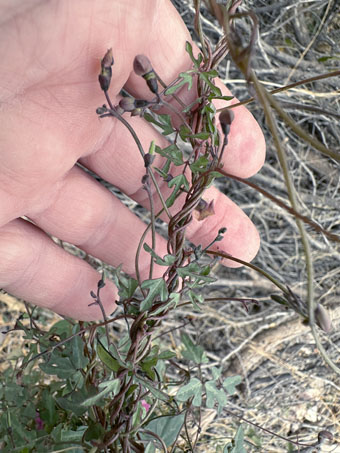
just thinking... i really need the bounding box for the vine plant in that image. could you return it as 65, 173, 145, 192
0, 2, 338, 452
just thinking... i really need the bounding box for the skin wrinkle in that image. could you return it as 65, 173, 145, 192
29, 170, 113, 244
0, 2, 48, 101
0, 0, 46, 26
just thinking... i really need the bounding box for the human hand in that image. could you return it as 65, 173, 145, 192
0, 0, 265, 320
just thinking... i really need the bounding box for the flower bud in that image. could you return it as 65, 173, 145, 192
141, 174, 149, 185
145, 74, 158, 94
98, 48, 114, 92
133, 55, 153, 76
314, 304, 332, 333
133, 54, 158, 94
318, 430, 333, 445
219, 108, 235, 136
101, 48, 114, 69
165, 174, 173, 183
98, 72, 111, 92
96, 105, 107, 115
143, 153, 155, 168
119, 97, 136, 112
194, 198, 215, 221
98, 279, 105, 289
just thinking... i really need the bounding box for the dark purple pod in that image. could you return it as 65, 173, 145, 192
219, 108, 235, 136
98, 70, 111, 92
145, 74, 158, 94
98, 49, 114, 92
133, 54, 153, 76
134, 99, 149, 108
133, 55, 158, 94
119, 97, 136, 112
101, 48, 114, 69
144, 153, 155, 168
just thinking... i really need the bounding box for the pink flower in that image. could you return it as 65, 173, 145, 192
35, 412, 44, 430
141, 400, 151, 412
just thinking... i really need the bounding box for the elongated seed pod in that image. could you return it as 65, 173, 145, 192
98, 48, 114, 92
219, 108, 235, 136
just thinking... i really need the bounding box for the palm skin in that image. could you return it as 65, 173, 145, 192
0, 0, 265, 320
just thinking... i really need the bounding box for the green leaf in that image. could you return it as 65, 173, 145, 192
145, 443, 156, 453
69, 332, 89, 370
135, 376, 170, 402
230, 425, 246, 453
180, 332, 208, 364
158, 349, 176, 360
223, 375, 242, 395
143, 412, 186, 447
205, 380, 227, 410
113, 265, 138, 300
50, 319, 72, 339
199, 72, 222, 96
56, 391, 89, 416
151, 292, 180, 315
192, 389, 202, 407
209, 95, 234, 101
39, 353, 76, 379
190, 155, 210, 172
202, 103, 217, 137
185, 41, 203, 68
97, 340, 120, 372
179, 124, 192, 141
155, 144, 183, 166
143, 243, 176, 266
59, 426, 87, 445
140, 278, 169, 312
166, 174, 190, 208
164, 71, 193, 96
188, 131, 211, 140
188, 290, 203, 311
143, 113, 174, 135
39, 389, 57, 426
84, 421, 106, 442
80, 379, 120, 406
141, 355, 158, 380
202, 69, 219, 77
211, 366, 222, 380
176, 262, 216, 287
176, 377, 203, 404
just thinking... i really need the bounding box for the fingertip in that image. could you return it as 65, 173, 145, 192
214, 80, 266, 179
216, 217, 260, 268
187, 187, 260, 268
223, 103, 266, 179
73, 279, 118, 322
44, 269, 119, 322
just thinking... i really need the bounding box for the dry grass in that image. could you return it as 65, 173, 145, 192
167, 0, 340, 450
